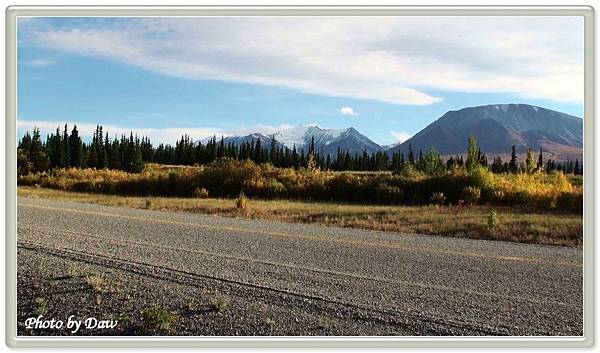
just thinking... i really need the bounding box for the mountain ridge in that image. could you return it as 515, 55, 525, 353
201, 104, 582, 161
389, 104, 582, 160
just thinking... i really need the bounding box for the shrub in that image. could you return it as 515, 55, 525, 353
145, 199, 156, 210
193, 187, 209, 198
407, 193, 426, 205
394, 163, 425, 181
461, 186, 481, 206
142, 306, 178, 331
375, 183, 404, 204
487, 209, 499, 229
429, 192, 446, 206
236, 191, 249, 210
17, 162, 582, 211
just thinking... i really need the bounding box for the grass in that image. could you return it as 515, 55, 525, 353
141, 306, 178, 331
34, 297, 48, 316
18, 186, 582, 247
85, 273, 105, 292
67, 267, 81, 279
209, 291, 230, 313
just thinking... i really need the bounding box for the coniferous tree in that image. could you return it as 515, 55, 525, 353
465, 135, 479, 173
68, 125, 83, 167
29, 128, 49, 172
508, 145, 518, 174
525, 148, 536, 175
62, 124, 70, 167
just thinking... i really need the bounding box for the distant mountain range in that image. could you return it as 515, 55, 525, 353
206, 125, 382, 156
205, 104, 583, 161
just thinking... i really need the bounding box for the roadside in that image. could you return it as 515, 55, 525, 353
18, 186, 582, 247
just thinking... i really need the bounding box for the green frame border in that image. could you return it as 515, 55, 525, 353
5, 5, 596, 348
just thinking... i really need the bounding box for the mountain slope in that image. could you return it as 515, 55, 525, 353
389, 104, 583, 160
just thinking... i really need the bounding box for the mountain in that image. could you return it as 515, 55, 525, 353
389, 104, 583, 160
206, 125, 383, 156
203, 133, 286, 150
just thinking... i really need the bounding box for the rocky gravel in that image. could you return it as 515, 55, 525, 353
16, 196, 583, 336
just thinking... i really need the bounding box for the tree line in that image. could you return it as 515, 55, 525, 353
17, 124, 582, 176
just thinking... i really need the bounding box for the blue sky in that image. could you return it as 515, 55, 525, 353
17, 17, 584, 145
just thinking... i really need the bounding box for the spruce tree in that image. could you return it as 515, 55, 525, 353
30, 128, 49, 172
508, 145, 518, 173
62, 124, 70, 167
525, 148, 536, 175
465, 135, 479, 173
68, 125, 82, 167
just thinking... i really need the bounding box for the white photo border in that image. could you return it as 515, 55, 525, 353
5, 5, 595, 348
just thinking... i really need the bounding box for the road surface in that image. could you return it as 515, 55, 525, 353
17, 196, 583, 336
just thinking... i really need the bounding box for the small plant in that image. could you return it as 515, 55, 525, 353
265, 317, 276, 334
429, 192, 446, 206
193, 187, 209, 199
187, 300, 198, 312
317, 316, 331, 330
34, 297, 48, 316
487, 209, 499, 229
461, 186, 481, 206
145, 199, 155, 210
85, 273, 104, 292
67, 267, 81, 278
209, 291, 230, 313
142, 306, 178, 331
236, 191, 249, 210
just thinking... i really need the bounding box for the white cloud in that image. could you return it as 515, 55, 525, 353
22, 59, 54, 67
19, 17, 583, 104
17, 120, 226, 145
390, 131, 412, 143
340, 106, 359, 116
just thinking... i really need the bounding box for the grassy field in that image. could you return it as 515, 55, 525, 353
19, 186, 582, 247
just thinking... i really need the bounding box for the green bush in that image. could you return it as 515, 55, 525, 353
142, 306, 178, 331
487, 209, 499, 229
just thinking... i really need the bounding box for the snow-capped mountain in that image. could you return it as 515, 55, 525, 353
202, 125, 383, 156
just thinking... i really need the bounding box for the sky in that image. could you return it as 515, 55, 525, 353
17, 16, 584, 146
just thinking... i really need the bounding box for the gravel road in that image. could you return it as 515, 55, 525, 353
17, 196, 583, 336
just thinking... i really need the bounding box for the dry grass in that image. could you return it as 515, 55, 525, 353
18, 186, 582, 247
85, 273, 105, 292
